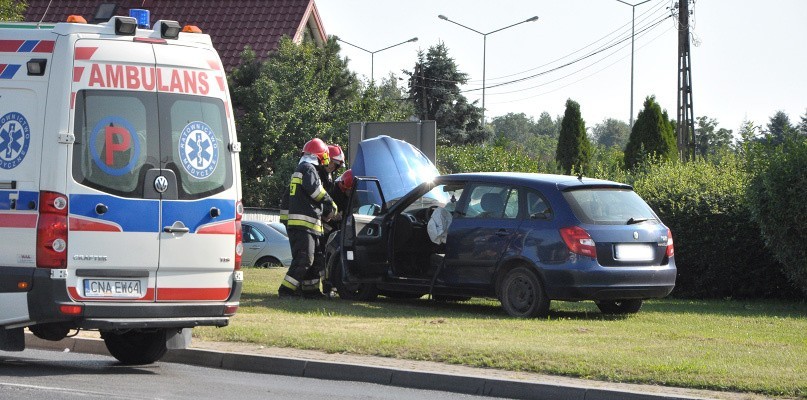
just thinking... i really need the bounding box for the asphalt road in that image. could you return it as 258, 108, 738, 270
0, 348, 492, 400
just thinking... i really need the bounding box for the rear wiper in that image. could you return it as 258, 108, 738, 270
627, 217, 650, 225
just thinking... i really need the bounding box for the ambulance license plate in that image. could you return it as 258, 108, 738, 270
614, 244, 655, 261
83, 279, 142, 298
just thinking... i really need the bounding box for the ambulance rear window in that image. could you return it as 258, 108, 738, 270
72, 90, 232, 199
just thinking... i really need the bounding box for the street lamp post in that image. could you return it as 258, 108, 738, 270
438, 14, 539, 126
615, 0, 651, 127
336, 37, 418, 82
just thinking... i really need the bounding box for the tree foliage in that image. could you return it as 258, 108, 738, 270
694, 116, 733, 158
624, 96, 677, 169
764, 110, 799, 145
555, 99, 591, 174
592, 118, 630, 149
0, 0, 25, 21
405, 43, 487, 145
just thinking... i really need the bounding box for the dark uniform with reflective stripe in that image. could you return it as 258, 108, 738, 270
279, 160, 337, 297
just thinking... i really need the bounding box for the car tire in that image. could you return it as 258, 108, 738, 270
499, 266, 549, 318
101, 329, 168, 365
595, 299, 643, 314
331, 258, 378, 301
255, 256, 281, 268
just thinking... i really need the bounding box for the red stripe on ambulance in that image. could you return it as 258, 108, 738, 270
157, 287, 231, 301
32, 40, 55, 53
74, 47, 98, 60
0, 213, 37, 228
196, 220, 235, 234
73, 67, 84, 82
68, 217, 122, 232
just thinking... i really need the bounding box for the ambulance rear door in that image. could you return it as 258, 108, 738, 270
68, 39, 160, 302
152, 43, 237, 302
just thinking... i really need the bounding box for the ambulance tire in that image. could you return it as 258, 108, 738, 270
101, 329, 168, 365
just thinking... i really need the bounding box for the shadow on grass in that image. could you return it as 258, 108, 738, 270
239, 290, 640, 321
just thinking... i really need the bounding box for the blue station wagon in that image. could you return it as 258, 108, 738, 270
326, 136, 676, 317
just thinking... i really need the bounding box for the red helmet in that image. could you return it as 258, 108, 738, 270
302, 138, 329, 165
336, 169, 354, 192
328, 144, 345, 166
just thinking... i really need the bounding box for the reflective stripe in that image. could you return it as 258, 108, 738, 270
303, 278, 319, 286
291, 172, 303, 179
311, 185, 326, 201
288, 219, 323, 233
290, 177, 302, 185
284, 275, 300, 287
288, 213, 319, 225
279, 209, 289, 221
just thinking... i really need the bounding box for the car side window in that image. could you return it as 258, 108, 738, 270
242, 224, 265, 243
503, 188, 519, 219
526, 190, 552, 220
465, 184, 514, 219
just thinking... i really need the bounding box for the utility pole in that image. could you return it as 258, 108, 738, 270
676, 0, 696, 161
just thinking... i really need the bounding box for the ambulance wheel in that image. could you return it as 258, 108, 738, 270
331, 258, 378, 301
101, 329, 167, 365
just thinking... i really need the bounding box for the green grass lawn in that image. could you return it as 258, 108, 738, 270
194, 268, 807, 398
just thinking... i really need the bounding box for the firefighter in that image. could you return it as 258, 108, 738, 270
319, 144, 345, 196
278, 138, 338, 299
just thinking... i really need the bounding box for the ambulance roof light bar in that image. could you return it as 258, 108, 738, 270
154, 20, 181, 39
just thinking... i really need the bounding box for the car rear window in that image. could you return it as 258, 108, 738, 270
562, 188, 658, 225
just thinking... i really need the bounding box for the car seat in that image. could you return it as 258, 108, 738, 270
479, 192, 504, 218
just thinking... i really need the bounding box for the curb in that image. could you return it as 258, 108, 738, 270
24, 334, 709, 400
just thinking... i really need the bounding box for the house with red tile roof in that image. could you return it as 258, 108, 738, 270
23, 0, 327, 71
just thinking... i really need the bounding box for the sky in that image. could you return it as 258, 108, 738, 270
315, 0, 806, 133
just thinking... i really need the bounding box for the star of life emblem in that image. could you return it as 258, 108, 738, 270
0, 112, 30, 170
178, 121, 219, 179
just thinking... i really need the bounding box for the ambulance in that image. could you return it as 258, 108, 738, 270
0, 15, 243, 364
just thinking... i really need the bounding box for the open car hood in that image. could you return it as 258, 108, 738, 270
351, 135, 440, 203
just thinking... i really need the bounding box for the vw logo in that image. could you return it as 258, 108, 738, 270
154, 176, 169, 193
633, 231, 639, 240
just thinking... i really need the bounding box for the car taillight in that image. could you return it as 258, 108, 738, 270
234, 200, 243, 270
559, 226, 597, 259
37, 191, 68, 268
666, 228, 674, 257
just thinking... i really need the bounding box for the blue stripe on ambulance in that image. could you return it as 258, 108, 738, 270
69, 194, 159, 232
162, 199, 235, 232
0, 64, 20, 79
18, 40, 39, 52
0, 190, 38, 210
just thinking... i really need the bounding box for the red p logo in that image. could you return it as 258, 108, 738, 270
104, 125, 131, 166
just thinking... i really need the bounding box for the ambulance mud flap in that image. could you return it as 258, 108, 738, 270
0, 327, 25, 351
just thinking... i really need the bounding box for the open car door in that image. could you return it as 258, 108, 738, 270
341, 177, 389, 281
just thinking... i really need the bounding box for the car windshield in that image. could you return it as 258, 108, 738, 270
351, 136, 448, 207
562, 188, 658, 225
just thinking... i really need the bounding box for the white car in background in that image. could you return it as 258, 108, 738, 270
241, 220, 293, 268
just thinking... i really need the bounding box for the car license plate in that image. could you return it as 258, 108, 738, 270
614, 244, 655, 261
83, 279, 142, 298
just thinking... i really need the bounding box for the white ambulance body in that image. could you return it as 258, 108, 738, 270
0, 16, 244, 364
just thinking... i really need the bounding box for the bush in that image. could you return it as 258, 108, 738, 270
437, 145, 554, 174
747, 138, 807, 296
630, 156, 799, 299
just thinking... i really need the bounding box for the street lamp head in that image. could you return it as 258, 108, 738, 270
526, 16, 539, 22
408, 37, 418, 43
438, 14, 448, 20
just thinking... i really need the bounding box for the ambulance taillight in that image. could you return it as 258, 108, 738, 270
234, 200, 244, 270
36, 192, 68, 268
